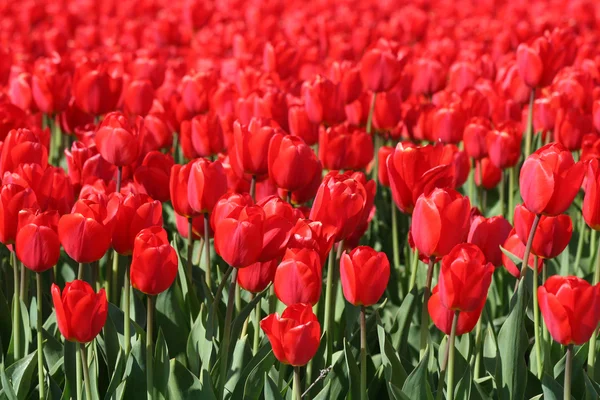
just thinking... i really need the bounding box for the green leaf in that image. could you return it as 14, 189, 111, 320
377, 322, 407, 390
263, 373, 283, 400
167, 359, 217, 400
344, 340, 361, 400
541, 373, 564, 400
5, 350, 37, 400
401, 348, 433, 400
154, 329, 170, 400
496, 279, 528, 400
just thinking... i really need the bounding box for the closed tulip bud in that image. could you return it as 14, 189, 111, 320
260, 303, 320, 366
386, 142, 455, 214
288, 104, 319, 146
519, 143, 584, 216
130, 226, 178, 295
58, 198, 112, 263
214, 205, 265, 268
0, 184, 38, 244
210, 192, 254, 232
378, 146, 394, 187
237, 259, 278, 293
16, 209, 60, 273
411, 188, 471, 258
31, 56, 71, 114
287, 219, 335, 264
95, 112, 141, 167
274, 248, 322, 306
428, 285, 485, 336
340, 246, 390, 307
258, 196, 297, 262
169, 162, 199, 218
124, 79, 154, 116
188, 158, 228, 215
232, 119, 277, 178
302, 75, 345, 126
475, 158, 502, 189
463, 117, 491, 160
360, 44, 403, 93
73, 61, 122, 116
514, 204, 572, 259
467, 215, 512, 267
538, 276, 600, 345
309, 171, 367, 242
438, 243, 494, 312
502, 229, 543, 278
52, 281, 108, 343
133, 151, 174, 203
268, 133, 321, 192
181, 112, 225, 158
486, 122, 522, 169
0, 128, 48, 175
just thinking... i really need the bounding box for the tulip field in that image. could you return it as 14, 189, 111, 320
3, 0, 600, 399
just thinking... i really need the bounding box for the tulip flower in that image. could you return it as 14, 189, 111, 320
260, 303, 321, 367
519, 143, 584, 216
130, 226, 178, 295
214, 205, 265, 268
340, 246, 390, 307
274, 248, 322, 306
428, 285, 485, 336
513, 204, 572, 259
268, 133, 321, 192
16, 209, 60, 273
94, 112, 141, 167
467, 215, 512, 267
502, 229, 543, 278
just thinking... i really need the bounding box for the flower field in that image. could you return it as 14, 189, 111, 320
1, 0, 600, 399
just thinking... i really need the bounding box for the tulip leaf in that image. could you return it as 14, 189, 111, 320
186, 303, 212, 376
237, 348, 274, 399
263, 373, 283, 400
154, 329, 170, 400
401, 347, 434, 400
343, 340, 361, 400
167, 359, 217, 400
155, 284, 190, 361
496, 279, 528, 400
377, 322, 407, 390
5, 349, 37, 400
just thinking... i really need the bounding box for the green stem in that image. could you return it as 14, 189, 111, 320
80, 343, 93, 400
324, 247, 336, 366
518, 214, 541, 281
219, 268, 238, 400
12, 251, 20, 360
588, 236, 600, 382
419, 257, 435, 359
253, 301, 261, 355
447, 311, 459, 400
146, 296, 154, 400
360, 306, 367, 400
524, 89, 535, 159
36, 273, 44, 399
293, 367, 302, 400
564, 344, 573, 400
533, 255, 543, 378
124, 259, 131, 357
204, 213, 211, 291
574, 216, 587, 275
508, 166, 516, 224
391, 199, 400, 270
187, 217, 193, 283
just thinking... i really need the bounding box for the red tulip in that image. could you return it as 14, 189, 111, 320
94, 112, 141, 167
411, 188, 471, 258
519, 143, 584, 216
538, 276, 600, 345
73, 61, 122, 116
340, 246, 390, 307
188, 158, 228, 215
502, 229, 543, 278
214, 205, 265, 268
514, 204, 572, 259
130, 227, 178, 295
232, 119, 277, 178
268, 133, 321, 192
437, 243, 494, 312
260, 303, 320, 366
169, 162, 198, 218
428, 285, 485, 336
16, 209, 60, 273
58, 198, 112, 263
237, 259, 278, 293
309, 171, 367, 242
274, 248, 322, 306
52, 280, 108, 343
467, 215, 512, 267
0, 183, 38, 244
386, 142, 455, 214
133, 151, 174, 203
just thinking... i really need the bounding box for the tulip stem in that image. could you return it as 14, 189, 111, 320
250, 175, 256, 201
80, 343, 93, 400
12, 251, 20, 360
204, 213, 211, 291
253, 300, 261, 355
293, 366, 302, 400
391, 199, 400, 270
532, 255, 543, 378
524, 89, 535, 159
508, 166, 516, 223
518, 214, 541, 281
419, 257, 435, 359
219, 268, 238, 400
124, 259, 131, 357
146, 296, 154, 400
565, 344, 573, 400
36, 273, 44, 400
187, 218, 193, 284
408, 248, 419, 291
360, 306, 367, 400
446, 311, 459, 400
588, 238, 600, 382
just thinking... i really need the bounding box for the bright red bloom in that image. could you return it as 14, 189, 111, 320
94, 112, 141, 167
51, 280, 108, 343
188, 158, 228, 215
232, 119, 277, 178
260, 303, 320, 366
214, 205, 265, 268
513, 204, 572, 259
268, 133, 321, 192
237, 259, 278, 293
340, 246, 390, 307
428, 285, 485, 336
519, 143, 584, 216
502, 229, 543, 278
411, 188, 471, 258
130, 226, 178, 295
16, 209, 60, 273
437, 243, 494, 312
538, 276, 600, 345
133, 151, 173, 203
467, 215, 512, 267
0, 183, 38, 244
274, 248, 322, 306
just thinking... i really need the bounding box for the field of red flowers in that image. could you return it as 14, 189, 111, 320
1, 0, 600, 399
